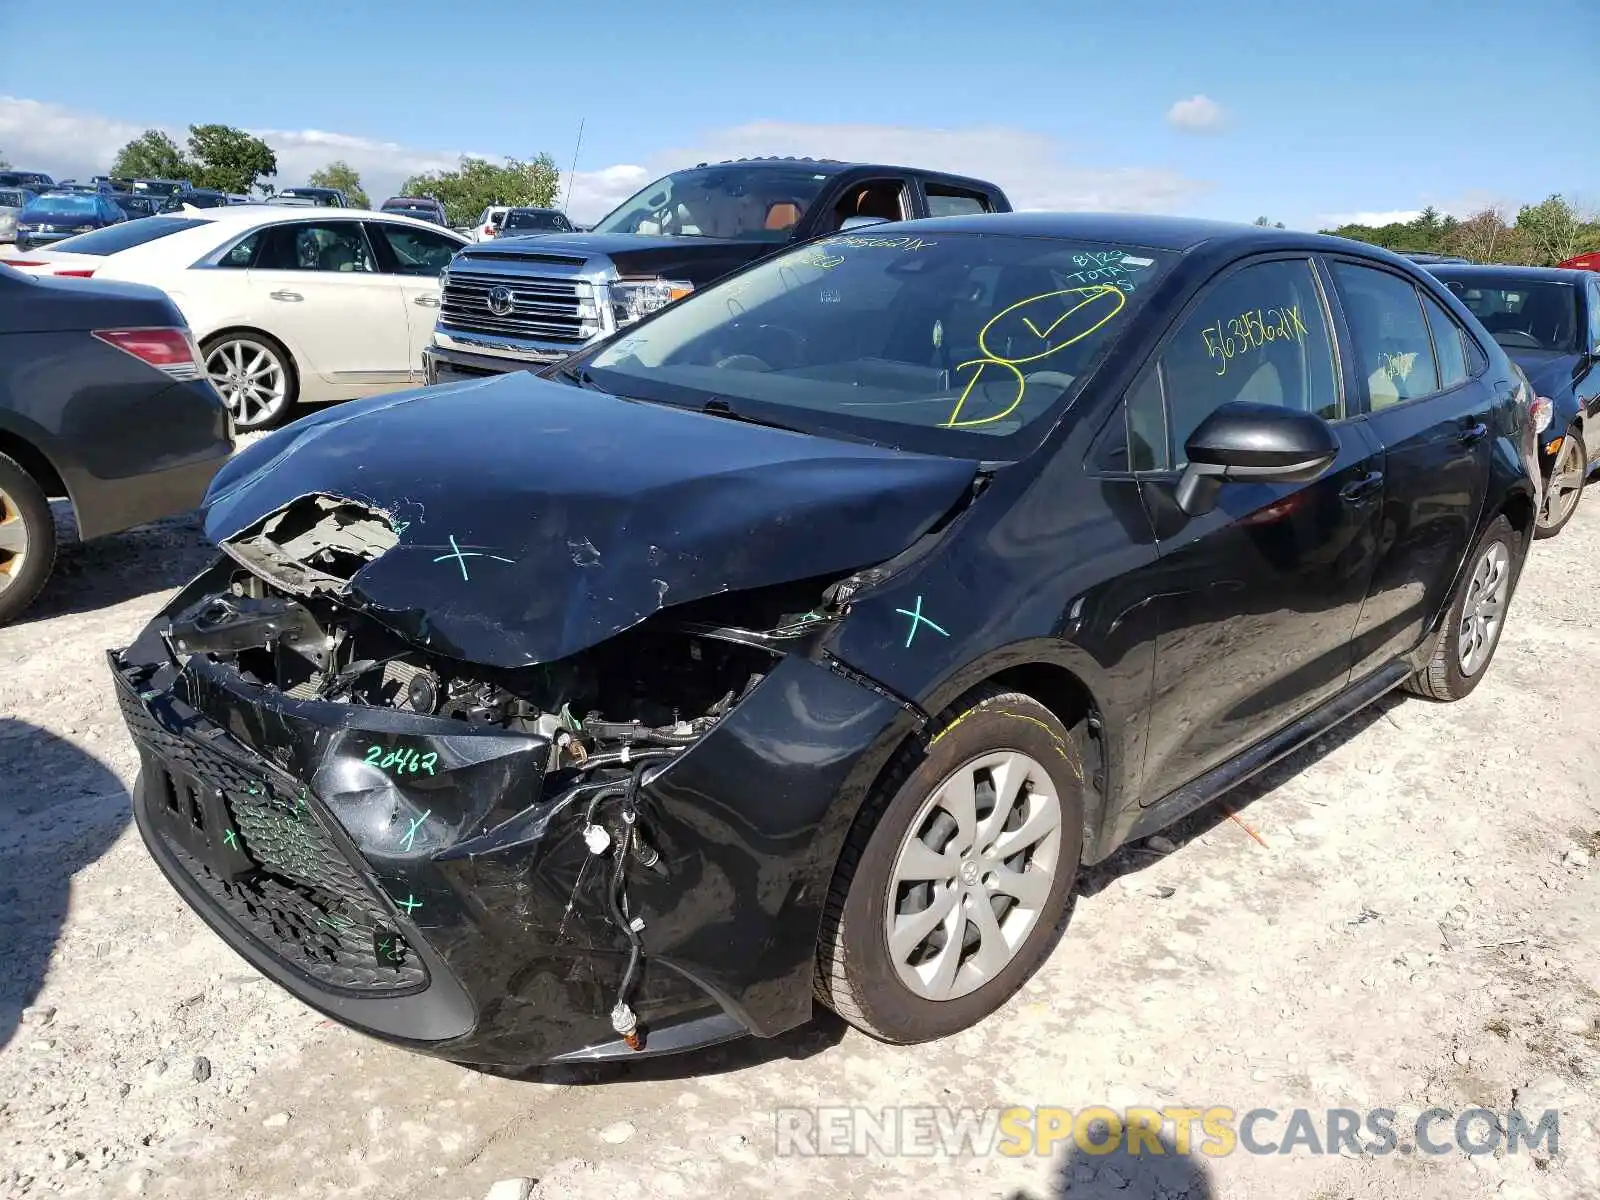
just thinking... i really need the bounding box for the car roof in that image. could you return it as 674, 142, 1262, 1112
114, 205, 466, 235
850, 210, 1399, 256
1426, 263, 1588, 284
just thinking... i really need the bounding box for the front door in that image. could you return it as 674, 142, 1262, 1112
366, 219, 466, 381
1128, 255, 1387, 802
245, 219, 411, 391
1326, 259, 1494, 679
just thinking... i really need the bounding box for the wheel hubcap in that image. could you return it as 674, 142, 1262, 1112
1539, 438, 1585, 529
1457, 541, 1511, 677
0, 486, 28, 594
885, 750, 1062, 1002
205, 339, 287, 429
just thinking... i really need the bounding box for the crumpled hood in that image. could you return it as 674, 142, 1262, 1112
202, 373, 979, 668
1508, 349, 1583, 399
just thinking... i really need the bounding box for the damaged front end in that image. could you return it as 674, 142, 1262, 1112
109, 533, 915, 1065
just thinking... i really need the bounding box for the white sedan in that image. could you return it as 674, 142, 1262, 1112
8, 206, 468, 430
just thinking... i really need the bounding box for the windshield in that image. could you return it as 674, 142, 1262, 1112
1437, 276, 1580, 353
46, 217, 212, 256
504, 209, 570, 232
589, 165, 834, 241
21, 194, 102, 220
585, 231, 1173, 456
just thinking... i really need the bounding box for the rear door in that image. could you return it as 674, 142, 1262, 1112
1327, 258, 1494, 679
1128, 255, 1387, 800
366, 219, 468, 380
244, 219, 411, 390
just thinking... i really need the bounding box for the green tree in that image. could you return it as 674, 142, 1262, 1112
1252, 215, 1285, 228
1515, 194, 1582, 265
307, 160, 370, 208
110, 130, 190, 181
186, 124, 278, 195
400, 154, 561, 227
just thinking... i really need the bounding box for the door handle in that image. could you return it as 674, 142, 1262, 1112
1459, 421, 1489, 445
269, 290, 303, 302
1340, 470, 1383, 504
413, 294, 440, 307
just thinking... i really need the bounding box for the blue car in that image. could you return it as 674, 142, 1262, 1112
14, 191, 127, 251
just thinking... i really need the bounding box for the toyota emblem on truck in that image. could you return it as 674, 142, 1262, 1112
487, 286, 514, 316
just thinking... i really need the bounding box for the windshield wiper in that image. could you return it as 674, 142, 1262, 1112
556, 362, 610, 393
697, 397, 805, 433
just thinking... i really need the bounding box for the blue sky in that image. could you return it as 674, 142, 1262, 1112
2, 0, 1595, 226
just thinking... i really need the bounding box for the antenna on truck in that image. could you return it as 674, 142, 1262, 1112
563, 117, 584, 215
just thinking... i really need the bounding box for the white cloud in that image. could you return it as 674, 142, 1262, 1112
0, 97, 1209, 221
1165, 95, 1228, 135
1316, 209, 1424, 227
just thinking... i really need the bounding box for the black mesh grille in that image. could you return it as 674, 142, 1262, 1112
116, 684, 427, 995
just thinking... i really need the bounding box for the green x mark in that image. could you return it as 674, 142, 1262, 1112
223, 829, 238, 850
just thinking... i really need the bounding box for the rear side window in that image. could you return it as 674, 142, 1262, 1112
217, 229, 264, 268
1421, 293, 1470, 389
1133, 258, 1339, 469
1329, 262, 1439, 411
925, 185, 992, 218
41, 216, 211, 256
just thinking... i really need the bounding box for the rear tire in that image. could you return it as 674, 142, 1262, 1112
202, 331, 299, 432
1534, 426, 1586, 539
1403, 515, 1520, 701
0, 451, 58, 626
815, 686, 1085, 1043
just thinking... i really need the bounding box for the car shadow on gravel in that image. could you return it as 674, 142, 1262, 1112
1077, 693, 1401, 898
13, 505, 214, 626
0, 718, 129, 1050
1006, 1129, 1218, 1197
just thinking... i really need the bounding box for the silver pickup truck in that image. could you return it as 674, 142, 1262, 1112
422, 156, 1011, 384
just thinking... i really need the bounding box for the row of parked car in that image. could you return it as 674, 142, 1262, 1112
2, 150, 1596, 1074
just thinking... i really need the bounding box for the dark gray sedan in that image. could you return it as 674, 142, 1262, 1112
0, 264, 235, 623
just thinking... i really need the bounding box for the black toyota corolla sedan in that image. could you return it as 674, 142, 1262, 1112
109, 214, 1539, 1068
1429, 263, 1599, 537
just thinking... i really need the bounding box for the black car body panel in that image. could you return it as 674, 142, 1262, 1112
111, 214, 1537, 1068
0, 266, 233, 539
200, 373, 980, 667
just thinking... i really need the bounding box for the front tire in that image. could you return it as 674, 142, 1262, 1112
1403, 515, 1521, 701
1534, 426, 1586, 539
202, 332, 298, 432
815, 686, 1085, 1043
0, 450, 58, 626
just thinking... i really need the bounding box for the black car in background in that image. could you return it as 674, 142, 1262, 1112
498, 206, 574, 236
379, 196, 449, 226
0, 264, 234, 624
110, 193, 160, 220
111, 214, 1537, 1069
158, 189, 238, 212
276, 186, 350, 207
0, 170, 54, 190
1431, 264, 1600, 536
14, 191, 127, 250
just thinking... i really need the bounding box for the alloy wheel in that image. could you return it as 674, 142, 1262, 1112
885, 750, 1063, 1002
1538, 436, 1586, 531
0, 484, 28, 598
1457, 540, 1511, 677
205, 338, 289, 430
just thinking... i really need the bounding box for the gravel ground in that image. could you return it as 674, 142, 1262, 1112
2, 484, 1598, 1200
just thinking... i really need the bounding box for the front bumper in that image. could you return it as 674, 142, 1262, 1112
422, 342, 576, 386
109, 570, 910, 1067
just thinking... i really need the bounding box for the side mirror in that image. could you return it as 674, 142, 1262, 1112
1174, 402, 1340, 516
839, 215, 889, 231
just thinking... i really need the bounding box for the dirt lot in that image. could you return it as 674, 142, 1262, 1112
2, 490, 1598, 1200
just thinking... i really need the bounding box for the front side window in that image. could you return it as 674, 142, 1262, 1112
1130, 258, 1338, 469
589, 165, 835, 242
259, 222, 375, 272
585, 232, 1175, 457
372, 222, 460, 275
1330, 262, 1439, 411
1586, 279, 1600, 348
